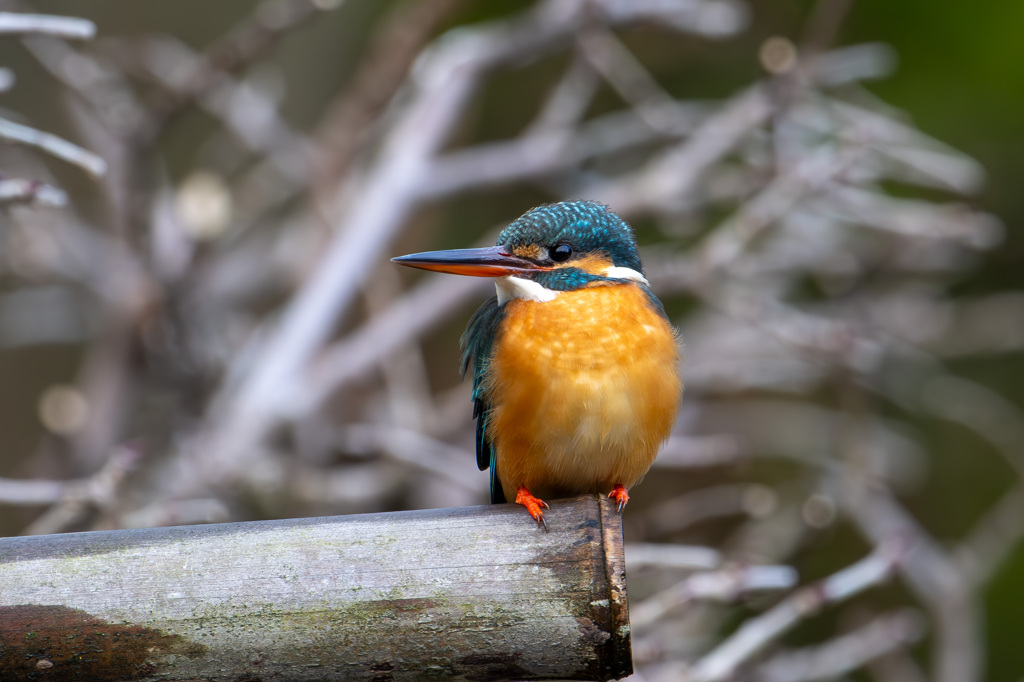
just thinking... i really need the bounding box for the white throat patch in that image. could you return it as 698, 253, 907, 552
603, 266, 649, 285
494, 266, 648, 306
495, 276, 560, 305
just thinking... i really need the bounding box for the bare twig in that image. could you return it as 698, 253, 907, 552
419, 103, 709, 199
0, 117, 107, 177
20, 35, 144, 137
798, 0, 854, 54
0, 178, 67, 206
17, 445, 140, 535
631, 563, 799, 629
652, 434, 747, 469
137, 0, 340, 140
333, 423, 480, 491
626, 543, 723, 571
587, 83, 773, 213
312, 0, 469, 195
0, 12, 95, 38
0, 477, 66, 506
683, 543, 902, 682
955, 485, 1024, 589
753, 609, 926, 682
575, 27, 681, 134
644, 484, 777, 538
842, 473, 982, 682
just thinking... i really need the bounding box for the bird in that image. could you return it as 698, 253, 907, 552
392, 201, 682, 528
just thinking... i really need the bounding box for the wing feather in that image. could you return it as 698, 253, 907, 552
460, 296, 506, 504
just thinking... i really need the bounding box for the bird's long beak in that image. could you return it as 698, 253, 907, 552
391, 246, 548, 278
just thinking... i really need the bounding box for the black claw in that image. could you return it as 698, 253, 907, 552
617, 499, 626, 514
538, 514, 549, 532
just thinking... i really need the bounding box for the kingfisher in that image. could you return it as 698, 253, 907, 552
392, 201, 682, 528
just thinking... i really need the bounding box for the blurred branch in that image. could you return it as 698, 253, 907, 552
869, 649, 930, 682
137, 0, 339, 141
137, 35, 311, 164
587, 82, 772, 213
333, 423, 480, 491
643, 484, 777, 538
695, 147, 858, 277
809, 186, 1001, 246
14, 445, 139, 535
798, 0, 854, 54
420, 102, 709, 199
753, 609, 926, 682
599, 0, 749, 37
919, 374, 1024, 483
20, 34, 144, 137
0, 12, 94, 38
631, 563, 799, 629
842, 471, 982, 682
626, 542, 723, 571
653, 433, 748, 470
684, 543, 902, 682
0, 117, 107, 177
0, 178, 67, 206
829, 97, 986, 194
575, 26, 681, 134
312, 0, 468, 196
526, 51, 598, 132
0, 477, 65, 505
955, 485, 1024, 588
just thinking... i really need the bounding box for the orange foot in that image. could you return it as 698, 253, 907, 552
609, 484, 630, 513
515, 487, 550, 531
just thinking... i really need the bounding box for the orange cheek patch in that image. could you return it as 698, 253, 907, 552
555, 252, 613, 276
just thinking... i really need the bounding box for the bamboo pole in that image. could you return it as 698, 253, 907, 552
0, 494, 631, 681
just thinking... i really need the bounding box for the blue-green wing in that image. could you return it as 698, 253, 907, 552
460, 296, 506, 504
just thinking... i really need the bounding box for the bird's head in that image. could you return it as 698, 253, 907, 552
392, 201, 647, 304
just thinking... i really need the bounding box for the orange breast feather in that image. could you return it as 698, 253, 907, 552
485, 283, 682, 502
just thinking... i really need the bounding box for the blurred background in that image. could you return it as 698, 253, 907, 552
1, 1, 1023, 680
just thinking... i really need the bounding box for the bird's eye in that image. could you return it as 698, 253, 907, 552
550, 243, 573, 262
